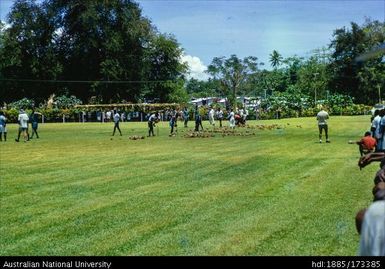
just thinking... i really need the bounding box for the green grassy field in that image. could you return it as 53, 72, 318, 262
0, 115, 379, 255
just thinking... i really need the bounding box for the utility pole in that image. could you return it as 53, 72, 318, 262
313, 72, 319, 105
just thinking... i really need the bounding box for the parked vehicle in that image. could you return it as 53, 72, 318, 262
371, 104, 385, 115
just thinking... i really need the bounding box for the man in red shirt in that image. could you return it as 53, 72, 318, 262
357, 131, 377, 156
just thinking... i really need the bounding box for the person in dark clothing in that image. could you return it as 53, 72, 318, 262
169, 109, 178, 135
0, 111, 7, 141
216, 107, 223, 128
148, 112, 159, 137
112, 110, 122, 136
183, 107, 189, 128
29, 109, 42, 139
194, 106, 203, 132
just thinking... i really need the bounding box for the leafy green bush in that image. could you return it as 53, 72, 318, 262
1, 101, 372, 123
55, 95, 83, 109
8, 98, 35, 110
3, 108, 19, 122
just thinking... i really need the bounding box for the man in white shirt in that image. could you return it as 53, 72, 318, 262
371, 109, 383, 150
317, 107, 330, 143
216, 108, 223, 127
228, 109, 235, 129
208, 108, 215, 126
15, 109, 30, 142
112, 110, 122, 136
242, 108, 248, 124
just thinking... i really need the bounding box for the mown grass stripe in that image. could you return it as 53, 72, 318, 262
0, 116, 376, 255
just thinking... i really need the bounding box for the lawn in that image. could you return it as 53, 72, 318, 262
0, 115, 378, 255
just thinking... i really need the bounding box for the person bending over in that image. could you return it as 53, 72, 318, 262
356, 131, 377, 156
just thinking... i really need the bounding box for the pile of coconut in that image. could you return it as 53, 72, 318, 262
129, 135, 145, 140
183, 131, 215, 138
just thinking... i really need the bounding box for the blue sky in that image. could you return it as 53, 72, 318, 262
136, 0, 384, 74
1, 0, 384, 79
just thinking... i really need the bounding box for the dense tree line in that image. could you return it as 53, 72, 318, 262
0, 0, 187, 105
189, 19, 385, 106
0, 0, 384, 107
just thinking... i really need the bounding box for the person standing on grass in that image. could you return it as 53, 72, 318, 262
255, 107, 260, 120
372, 109, 384, 151
228, 108, 235, 129
120, 111, 125, 122
112, 110, 122, 136
242, 107, 248, 125
148, 112, 159, 137
371, 109, 381, 138
317, 106, 330, 143
169, 109, 178, 135
194, 106, 203, 132
216, 107, 223, 127
0, 111, 7, 141
377, 109, 385, 152
15, 109, 29, 142
183, 107, 189, 128
29, 109, 42, 139
208, 107, 215, 127
106, 110, 111, 122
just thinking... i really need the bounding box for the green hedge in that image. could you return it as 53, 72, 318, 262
1, 104, 372, 123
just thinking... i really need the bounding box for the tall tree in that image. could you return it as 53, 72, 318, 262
296, 56, 330, 105
53, 0, 154, 102
185, 78, 218, 98
206, 55, 259, 106
282, 55, 304, 86
0, 0, 188, 104
143, 34, 187, 102
269, 50, 283, 69
0, 0, 61, 103
329, 19, 385, 104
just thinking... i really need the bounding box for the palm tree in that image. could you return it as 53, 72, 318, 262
269, 50, 283, 69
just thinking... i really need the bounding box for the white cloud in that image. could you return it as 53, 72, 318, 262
180, 54, 211, 81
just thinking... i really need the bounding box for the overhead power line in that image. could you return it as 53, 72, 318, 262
0, 78, 173, 84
